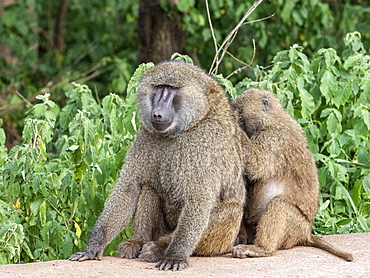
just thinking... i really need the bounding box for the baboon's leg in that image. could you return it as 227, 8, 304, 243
194, 201, 244, 256
235, 217, 248, 245
233, 195, 310, 258
244, 220, 257, 244
140, 201, 243, 261
119, 185, 166, 259
236, 211, 257, 245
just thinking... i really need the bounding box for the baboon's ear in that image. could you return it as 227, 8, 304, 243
262, 95, 269, 111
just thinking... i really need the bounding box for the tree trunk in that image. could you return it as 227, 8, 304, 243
54, 0, 69, 51
138, 0, 187, 64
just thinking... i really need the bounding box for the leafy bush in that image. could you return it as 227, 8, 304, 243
0, 63, 153, 264
182, 0, 370, 80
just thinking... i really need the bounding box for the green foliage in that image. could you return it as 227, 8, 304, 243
0, 200, 33, 264
184, 0, 370, 81
171, 53, 194, 64
0, 119, 8, 167
0, 1, 138, 135
0, 63, 149, 263
235, 32, 370, 235
0, 0, 138, 93
1, 0, 369, 149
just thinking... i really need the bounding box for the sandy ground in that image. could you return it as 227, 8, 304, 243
1, 233, 369, 278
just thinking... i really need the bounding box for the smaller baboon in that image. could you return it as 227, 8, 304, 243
232, 88, 353, 261
69, 61, 246, 271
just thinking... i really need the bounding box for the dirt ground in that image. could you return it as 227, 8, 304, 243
1, 233, 369, 278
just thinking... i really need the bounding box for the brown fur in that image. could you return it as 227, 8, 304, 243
70, 61, 246, 271
232, 88, 353, 261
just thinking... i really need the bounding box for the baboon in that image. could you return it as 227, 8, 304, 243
69, 61, 246, 271
232, 88, 353, 261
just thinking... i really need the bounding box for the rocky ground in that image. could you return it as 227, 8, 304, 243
1, 232, 369, 278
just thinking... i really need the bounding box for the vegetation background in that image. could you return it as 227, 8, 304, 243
0, 0, 369, 264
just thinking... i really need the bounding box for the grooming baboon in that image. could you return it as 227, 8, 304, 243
232, 88, 353, 261
69, 61, 246, 271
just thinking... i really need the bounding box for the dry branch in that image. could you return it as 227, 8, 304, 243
206, 0, 266, 76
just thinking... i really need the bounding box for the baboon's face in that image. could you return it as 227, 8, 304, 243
136, 62, 210, 136
150, 84, 180, 132
234, 89, 271, 138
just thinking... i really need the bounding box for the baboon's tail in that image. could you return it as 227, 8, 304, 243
308, 236, 353, 261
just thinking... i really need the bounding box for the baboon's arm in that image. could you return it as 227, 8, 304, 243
157, 195, 213, 271
69, 168, 141, 261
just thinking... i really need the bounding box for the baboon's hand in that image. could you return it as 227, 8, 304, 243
156, 257, 188, 271
69, 248, 103, 262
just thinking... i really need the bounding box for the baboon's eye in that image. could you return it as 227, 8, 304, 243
157, 84, 164, 88
262, 95, 269, 111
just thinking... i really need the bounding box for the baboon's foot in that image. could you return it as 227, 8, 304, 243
118, 240, 142, 259
156, 257, 188, 271
139, 241, 165, 262
232, 244, 273, 258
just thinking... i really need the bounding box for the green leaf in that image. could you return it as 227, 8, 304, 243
61, 234, 73, 257
319, 48, 340, 67
126, 62, 154, 98
333, 81, 352, 107
360, 71, 370, 103
336, 218, 352, 226
351, 179, 363, 206
326, 112, 340, 136
329, 140, 341, 156
213, 74, 237, 99
320, 108, 332, 118
297, 77, 315, 119
40, 201, 47, 227
0, 125, 6, 146
281, 0, 299, 22
320, 70, 337, 102
40, 221, 51, 246
30, 199, 43, 215
177, 0, 195, 12
343, 54, 360, 70
171, 53, 194, 64
363, 176, 370, 194
361, 110, 370, 129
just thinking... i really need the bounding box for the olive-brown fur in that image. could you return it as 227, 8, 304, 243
69, 61, 246, 271
233, 88, 353, 262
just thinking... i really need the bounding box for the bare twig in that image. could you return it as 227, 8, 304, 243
0, 94, 41, 115
240, 14, 275, 27
205, 0, 218, 56
75, 64, 115, 84
216, 29, 239, 72
68, 62, 103, 82
208, 0, 264, 75
14, 90, 33, 106
223, 48, 249, 67
213, 13, 274, 78
48, 44, 97, 87
226, 39, 256, 79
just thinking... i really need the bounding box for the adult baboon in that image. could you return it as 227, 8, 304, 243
70, 61, 246, 271
232, 88, 353, 261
